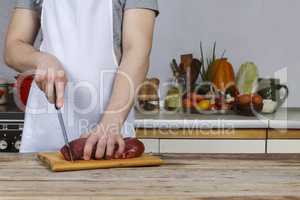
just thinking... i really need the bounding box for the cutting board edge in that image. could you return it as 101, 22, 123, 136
37, 153, 55, 171
37, 152, 164, 172
52, 159, 164, 172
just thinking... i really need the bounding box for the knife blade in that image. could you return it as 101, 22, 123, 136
54, 85, 74, 162
56, 108, 74, 162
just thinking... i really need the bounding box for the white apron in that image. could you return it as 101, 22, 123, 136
20, 0, 135, 153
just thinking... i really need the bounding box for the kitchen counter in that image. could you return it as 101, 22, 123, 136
135, 108, 300, 130
0, 102, 299, 130
1, 104, 300, 153
267, 108, 300, 129
1, 153, 300, 199
135, 111, 268, 129
135, 108, 300, 153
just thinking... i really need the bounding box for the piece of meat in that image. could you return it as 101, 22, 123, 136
122, 138, 145, 159
60, 137, 145, 161
60, 138, 92, 161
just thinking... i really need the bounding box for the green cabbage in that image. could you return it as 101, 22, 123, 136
236, 62, 259, 94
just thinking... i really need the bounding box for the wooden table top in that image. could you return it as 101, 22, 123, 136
1, 153, 300, 200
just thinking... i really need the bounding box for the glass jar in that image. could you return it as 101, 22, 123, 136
0, 79, 9, 105
164, 78, 183, 112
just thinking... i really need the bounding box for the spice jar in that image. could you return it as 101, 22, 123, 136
137, 78, 160, 113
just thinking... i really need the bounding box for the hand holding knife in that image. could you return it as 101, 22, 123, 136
54, 85, 74, 162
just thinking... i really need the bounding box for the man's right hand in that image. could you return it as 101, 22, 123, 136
3, 9, 67, 108
34, 53, 68, 108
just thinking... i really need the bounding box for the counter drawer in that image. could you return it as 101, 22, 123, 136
267, 140, 300, 153
136, 128, 267, 139
139, 139, 159, 153
159, 139, 266, 153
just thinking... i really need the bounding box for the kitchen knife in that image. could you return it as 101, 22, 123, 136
54, 85, 74, 162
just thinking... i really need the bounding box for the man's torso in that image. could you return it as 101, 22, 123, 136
14, 0, 159, 63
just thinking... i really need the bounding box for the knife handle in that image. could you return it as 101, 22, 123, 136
53, 84, 60, 110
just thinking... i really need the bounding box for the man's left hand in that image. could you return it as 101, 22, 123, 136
81, 125, 125, 160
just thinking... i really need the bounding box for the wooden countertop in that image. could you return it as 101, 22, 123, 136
2, 153, 300, 199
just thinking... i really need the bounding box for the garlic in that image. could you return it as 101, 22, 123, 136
262, 99, 277, 113
226, 94, 235, 103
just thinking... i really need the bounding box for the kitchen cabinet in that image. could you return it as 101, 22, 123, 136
139, 139, 159, 153
135, 112, 268, 153
137, 128, 267, 153
135, 108, 300, 153
267, 129, 300, 153
267, 109, 300, 153
267, 140, 300, 153
159, 139, 265, 153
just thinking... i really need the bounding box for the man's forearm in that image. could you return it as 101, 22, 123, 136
4, 9, 41, 72
101, 49, 150, 127
100, 9, 155, 131
5, 40, 41, 72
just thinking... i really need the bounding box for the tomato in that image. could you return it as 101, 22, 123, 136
236, 94, 252, 105
183, 98, 193, 109
252, 94, 263, 105
209, 104, 217, 110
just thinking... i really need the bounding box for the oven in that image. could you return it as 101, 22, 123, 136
0, 121, 23, 152
0, 104, 24, 153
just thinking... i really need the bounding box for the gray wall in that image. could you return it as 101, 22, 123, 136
0, 0, 299, 106
0, 0, 15, 78
150, 0, 299, 107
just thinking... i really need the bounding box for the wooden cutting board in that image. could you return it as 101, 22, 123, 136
37, 152, 164, 172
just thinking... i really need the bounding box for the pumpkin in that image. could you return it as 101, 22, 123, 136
211, 58, 238, 96
206, 59, 220, 82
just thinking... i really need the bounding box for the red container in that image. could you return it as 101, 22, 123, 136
14, 74, 34, 110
